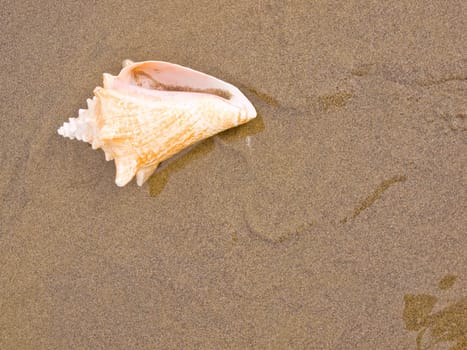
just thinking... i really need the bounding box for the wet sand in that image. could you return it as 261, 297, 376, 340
1, 1, 466, 349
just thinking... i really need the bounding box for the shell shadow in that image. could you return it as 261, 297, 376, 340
147, 114, 265, 197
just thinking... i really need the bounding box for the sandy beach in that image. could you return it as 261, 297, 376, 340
1, 1, 466, 348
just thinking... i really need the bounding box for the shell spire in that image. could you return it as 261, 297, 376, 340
57, 60, 257, 187
57, 97, 99, 146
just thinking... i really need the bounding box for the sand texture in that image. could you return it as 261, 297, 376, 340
1, 1, 466, 349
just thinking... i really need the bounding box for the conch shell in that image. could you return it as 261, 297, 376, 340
58, 60, 256, 186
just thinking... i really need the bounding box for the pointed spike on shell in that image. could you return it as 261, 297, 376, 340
136, 164, 159, 186
122, 59, 134, 68
114, 157, 138, 187
103, 150, 114, 161
103, 73, 116, 88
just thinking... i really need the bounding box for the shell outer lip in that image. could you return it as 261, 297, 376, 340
118, 60, 257, 119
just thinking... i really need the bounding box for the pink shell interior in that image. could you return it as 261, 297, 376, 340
109, 61, 256, 118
